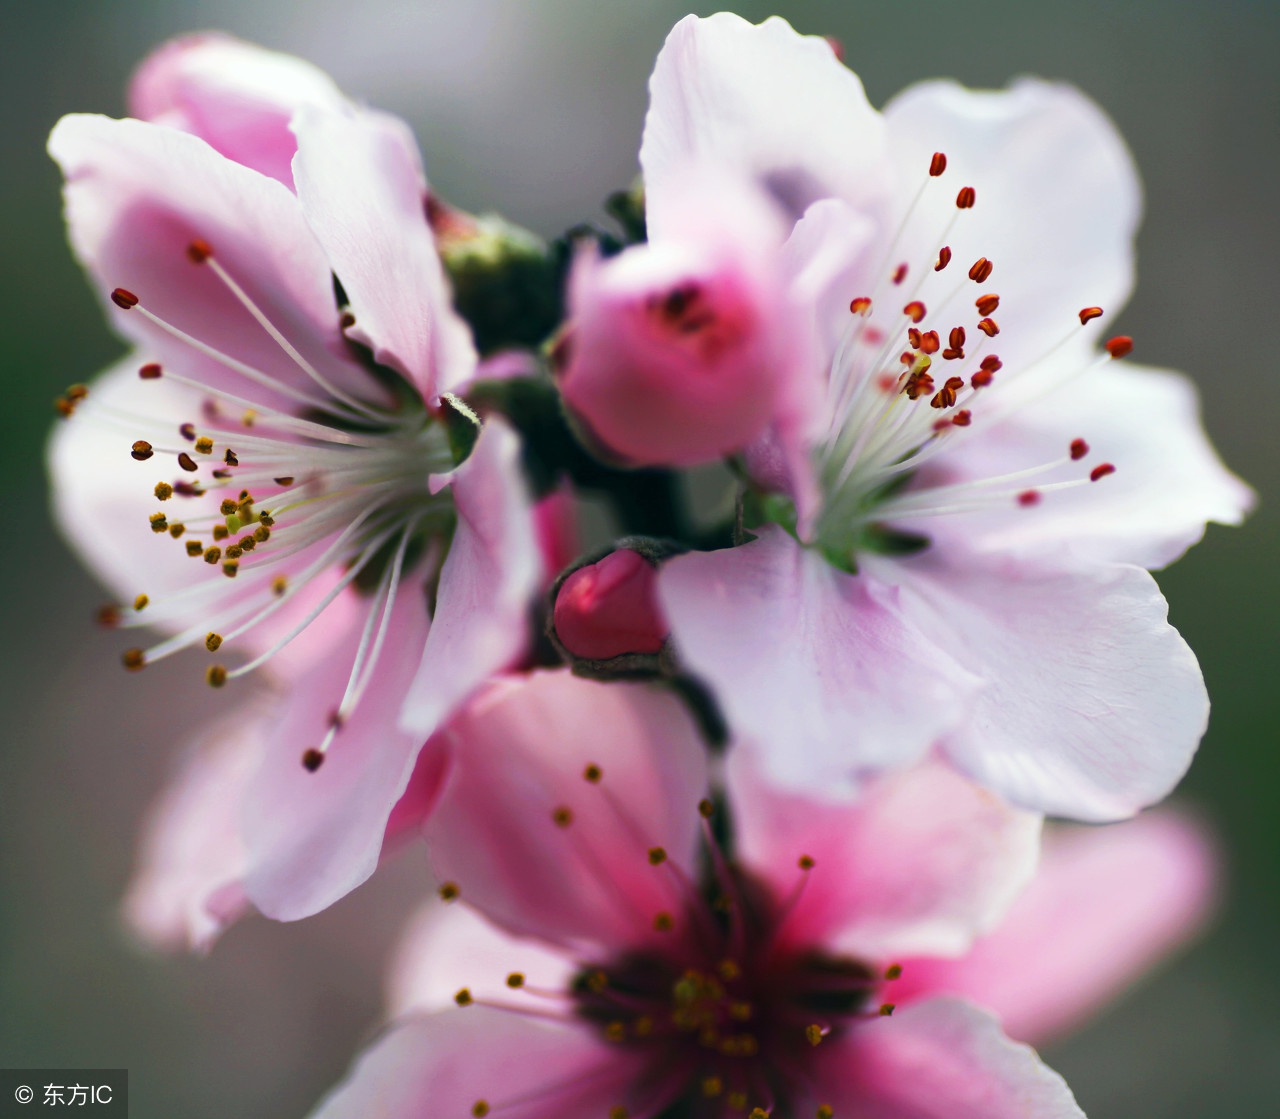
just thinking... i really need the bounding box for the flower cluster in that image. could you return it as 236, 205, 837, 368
47, 14, 1248, 1119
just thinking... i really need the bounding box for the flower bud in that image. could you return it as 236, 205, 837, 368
552, 549, 668, 661
559, 174, 804, 467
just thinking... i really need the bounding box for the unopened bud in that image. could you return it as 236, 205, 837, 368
553, 549, 668, 661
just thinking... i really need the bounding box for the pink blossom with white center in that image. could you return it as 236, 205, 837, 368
46, 54, 540, 921
621, 14, 1255, 820
307, 670, 1105, 1119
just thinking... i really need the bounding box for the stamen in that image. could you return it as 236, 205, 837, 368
955, 186, 976, 209
1079, 306, 1104, 324
934, 246, 951, 271
1105, 335, 1133, 358
929, 152, 947, 176
1090, 463, 1116, 480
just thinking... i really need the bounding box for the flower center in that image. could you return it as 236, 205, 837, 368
84, 240, 457, 769
782, 153, 1125, 567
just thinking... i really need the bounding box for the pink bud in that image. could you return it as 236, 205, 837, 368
559, 175, 805, 467
553, 550, 668, 660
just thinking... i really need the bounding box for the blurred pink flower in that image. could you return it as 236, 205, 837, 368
308, 670, 1114, 1119
610, 14, 1254, 820
47, 46, 541, 923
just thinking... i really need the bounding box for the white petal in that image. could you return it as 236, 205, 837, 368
871, 550, 1209, 821
658, 526, 982, 795
641, 14, 889, 237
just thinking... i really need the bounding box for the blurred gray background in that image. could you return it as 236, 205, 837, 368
1, 1, 1277, 1116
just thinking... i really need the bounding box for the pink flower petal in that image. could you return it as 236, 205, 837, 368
47, 113, 369, 406
658, 526, 982, 795
897, 360, 1253, 570
128, 33, 347, 187
891, 809, 1219, 1045
641, 14, 889, 236
812, 998, 1084, 1118
880, 77, 1142, 372
240, 573, 447, 921
387, 901, 576, 1018
291, 105, 476, 397
422, 670, 708, 955
870, 550, 1209, 821
399, 419, 540, 737
729, 753, 1040, 960
310, 1007, 635, 1119
121, 705, 261, 953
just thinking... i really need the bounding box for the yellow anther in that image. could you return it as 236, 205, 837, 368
717, 959, 741, 981
604, 1021, 626, 1042
222, 561, 239, 578
884, 964, 903, 980
750, 1110, 770, 1119
506, 973, 525, 989
122, 648, 145, 671
203, 546, 221, 564
729, 1000, 753, 1021
471, 1101, 489, 1118
168, 523, 185, 538
205, 633, 223, 653
206, 664, 227, 688
454, 988, 473, 1007
609, 1107, 628, 1119
154, 482, 173, 501
698, 798, 714, 818
194, 436, 214, 455
816, 1107, 834, 1119
254, 525, 271, 543
583, 763, 602, 783
586, 970, 608, 993
225, 545, 243, 560
798, 854, 815, 870
133, 594, 149, 611
149, 512, 167, 533
879, 1003, 895, 1016
648, 847, 667, 865
551, 806, 573, 828
186, 540, 204, 557
806, 1024, 825, 1047
438, 882, 460, 902
653, 912, 674, 932
242, 409, 257, 427
237, 535, 256, 552
212, 524, 229, 541
634, 1015, 653, 1037
702, 1077, 723, 1098
220, 499, 238, 515
728, 1092, 747, 1111
271, 575, 288, 596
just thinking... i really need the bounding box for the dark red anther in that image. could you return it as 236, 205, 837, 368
929, 152, 948, 177
224, 448, 239, 466
1105, 336, 1134, 358
956, 186, 976, 209
850, 297, 872, 315
975, 294, 1000, 316
908, 328, 922, 349
139, 362, 162, 380
951, 409, 972, 426
970, 368, 995, 389
903, 370, 935, 400
173, 481, 202, 497
899, 351, 915, 366
339, 310, 356, 329
980, 355, 1002, 372
935, 246, 952, 272
892, 263, 909, 285
111, 288, 139, 309
1090, 463, 1116, 481
949, 326, 966, 350
177, 452, 198, 472
186, 239, 213, 264
968, 257, 993, 283
1018, 489, 1041, 506
302, 749, 325, 772
131, 440, 153, 461
1078, 306, 1104, 325
1070, 438, 1089, 461
919, 330, 940, 354
977, 318, 1000, 337
942, 348, 964, 361
931, 376, 964, 408
97, 604, 122, 628
179, 423, 197, 442
903, 301, 926, 323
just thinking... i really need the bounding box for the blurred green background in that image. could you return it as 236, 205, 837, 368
1, 1, 1276, 1115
